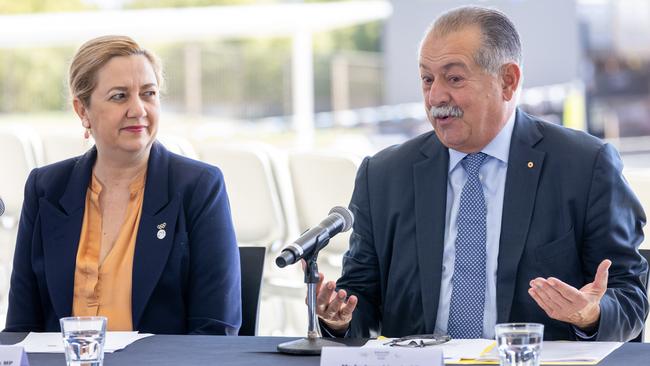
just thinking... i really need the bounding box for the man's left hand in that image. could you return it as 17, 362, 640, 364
528, 259, 611, 331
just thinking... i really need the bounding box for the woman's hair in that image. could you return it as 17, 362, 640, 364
69, 35, 163, 107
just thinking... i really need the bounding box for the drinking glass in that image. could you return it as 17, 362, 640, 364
495, 323, 544, 366
60, 316, 107, 366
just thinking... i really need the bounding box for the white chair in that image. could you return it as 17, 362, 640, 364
198, 142, 304, 335
0, 125, 40, 222
198, 142, 289, 247
157, 135, 198, 159
40, 129, 93, 165
288, 150, 361, 281
0, 124, 42, 328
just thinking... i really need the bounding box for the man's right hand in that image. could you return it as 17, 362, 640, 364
314, 272, 358, 333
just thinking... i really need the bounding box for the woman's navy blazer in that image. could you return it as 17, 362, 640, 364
5, 141, 242, 335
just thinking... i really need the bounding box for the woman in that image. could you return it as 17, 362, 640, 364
5, 36, 241, 335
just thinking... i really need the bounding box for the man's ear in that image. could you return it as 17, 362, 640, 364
500, 63, 521, 102
73, 98, 90, 128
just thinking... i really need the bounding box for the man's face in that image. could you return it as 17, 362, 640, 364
419, 25, 509, 153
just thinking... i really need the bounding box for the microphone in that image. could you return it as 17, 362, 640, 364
276, 206, 354, 268
0, 196, 4, 217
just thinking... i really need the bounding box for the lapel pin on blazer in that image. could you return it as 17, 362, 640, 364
527, 161, 534, 169
156, 222, 167, 240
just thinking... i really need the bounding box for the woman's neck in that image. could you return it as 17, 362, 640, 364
93, 148, 150, 188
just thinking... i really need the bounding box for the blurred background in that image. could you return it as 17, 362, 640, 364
0, 0, 649, 337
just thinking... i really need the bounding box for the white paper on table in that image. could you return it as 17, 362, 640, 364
542, 341, 623, 363
477, 341, 624, 364
16, 331, 153, 353
363, 338, 494, 362
322, 346, 444, 366
104, 332, 154, 352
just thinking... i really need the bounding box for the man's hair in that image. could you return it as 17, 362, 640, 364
424, 6, 522, 74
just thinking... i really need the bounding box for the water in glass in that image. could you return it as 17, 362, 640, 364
496, 330, 542, 366
62, 329, 105, 366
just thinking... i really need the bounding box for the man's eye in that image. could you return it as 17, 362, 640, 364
421, 76, 433, 84
143, 90, 157, 97
449, 76, 463, 83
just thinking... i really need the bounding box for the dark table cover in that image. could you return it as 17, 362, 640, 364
1, 333, 648, 365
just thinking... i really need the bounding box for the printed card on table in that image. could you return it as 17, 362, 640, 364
321, 346, 443, 366
0, 345, 29, 366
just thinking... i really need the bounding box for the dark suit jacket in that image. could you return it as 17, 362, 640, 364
5, 141, 242, 335
338, 110, 648, 341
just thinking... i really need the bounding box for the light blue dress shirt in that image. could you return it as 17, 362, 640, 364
434, 111, 516, 339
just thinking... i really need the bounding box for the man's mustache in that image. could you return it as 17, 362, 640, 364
429, 105, 464, 119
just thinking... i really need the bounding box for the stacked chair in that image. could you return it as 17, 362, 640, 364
197, 142, 306, 335
287, 150, 361, 282
0, 125, 43, 328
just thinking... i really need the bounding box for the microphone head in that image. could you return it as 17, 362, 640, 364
0, 196, 4, 217
329, 206, 354, 232
275, 256, 287, 268
275, 250, 295, 268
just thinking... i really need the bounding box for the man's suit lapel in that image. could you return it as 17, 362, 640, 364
496, 110, 545, 323
132, 142, 179, 329
40, 148, 96, 319
413, 133, 449, 333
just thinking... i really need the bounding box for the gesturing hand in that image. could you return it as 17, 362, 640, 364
528, 259, 611, 330
312, 272, 358, 333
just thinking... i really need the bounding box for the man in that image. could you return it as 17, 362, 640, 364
315, 6, 647, 341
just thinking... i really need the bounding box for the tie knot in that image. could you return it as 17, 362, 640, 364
461, 152, 487, 177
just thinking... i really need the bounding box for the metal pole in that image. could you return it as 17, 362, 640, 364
306, 282, 322, 339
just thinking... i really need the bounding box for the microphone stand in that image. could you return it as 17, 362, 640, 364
277, 238, 348, 355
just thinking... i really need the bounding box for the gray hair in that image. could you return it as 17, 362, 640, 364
423, 6, 522, 74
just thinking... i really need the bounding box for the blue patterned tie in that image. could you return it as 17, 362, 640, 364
447, 152, 488, 339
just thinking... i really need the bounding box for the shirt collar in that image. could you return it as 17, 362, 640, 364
448, 109, 516, 173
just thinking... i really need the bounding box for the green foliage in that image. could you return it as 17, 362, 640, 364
314, 22, 381, 53
0, 48, 72, 112
0, 0, 383, 116
0, 0, 91, 14
154, 38, 291, 117
126, 0, 265, 8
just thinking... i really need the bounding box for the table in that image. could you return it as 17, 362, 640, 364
1, 333, 649, 365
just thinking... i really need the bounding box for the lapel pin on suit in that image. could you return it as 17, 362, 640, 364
157, 222, 167, 240
527, 161, 534, 168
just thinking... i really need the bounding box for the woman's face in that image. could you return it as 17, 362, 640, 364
75, 54, 160, 160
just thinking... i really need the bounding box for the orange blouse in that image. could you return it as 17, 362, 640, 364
72, 171, 146, 331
